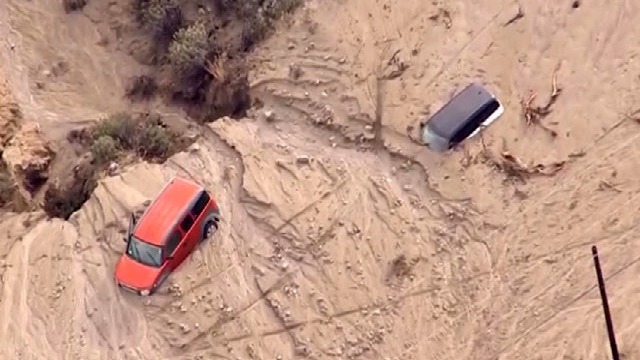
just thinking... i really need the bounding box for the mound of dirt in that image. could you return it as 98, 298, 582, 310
3, 122, 56, 195
42, 153, 96, 220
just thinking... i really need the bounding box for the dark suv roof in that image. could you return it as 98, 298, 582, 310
425, 82, 496, 139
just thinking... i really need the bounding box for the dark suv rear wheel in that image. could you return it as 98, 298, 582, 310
203, 220, 218, 241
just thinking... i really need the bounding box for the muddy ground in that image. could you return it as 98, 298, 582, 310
1, 0, 640, 359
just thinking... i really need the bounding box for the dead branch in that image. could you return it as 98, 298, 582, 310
205, 53, 226, 83
504, 4, 525, 26
493, 151, 565, 178
624, 108, 640, 124
380, 49, 409, 80
406, 124, 425, 145
521, 62, 562, 137
478, 138, 566, 181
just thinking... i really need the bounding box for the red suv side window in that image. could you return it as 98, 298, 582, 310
165, 230, 181, 258
180, 214, 194, 233
191, 191, 210, 218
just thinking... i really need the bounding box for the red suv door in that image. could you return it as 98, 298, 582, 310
174, 213, 197, 263
164, 229, 182, 271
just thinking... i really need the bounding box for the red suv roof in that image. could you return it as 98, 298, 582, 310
133, 177, 203, 246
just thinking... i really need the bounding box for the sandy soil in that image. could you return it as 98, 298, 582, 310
2, 0, 640, 359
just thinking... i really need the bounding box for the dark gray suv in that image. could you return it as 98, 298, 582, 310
421, 83, 504, 152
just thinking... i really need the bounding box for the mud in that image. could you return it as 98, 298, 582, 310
1, 0, 640, 359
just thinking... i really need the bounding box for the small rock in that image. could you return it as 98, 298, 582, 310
296, 155, 311, 164
188, 143, 201, 153
279, 261, 290, 270
289, 63, 303, 79
107, 161, 119, 175
264, 110, 276, 122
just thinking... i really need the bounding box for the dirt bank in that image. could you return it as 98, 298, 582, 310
1, 0, 640, 359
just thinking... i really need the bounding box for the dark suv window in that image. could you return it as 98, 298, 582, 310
180, 215, 194, 233
450, 99, 500, 146
191, 191, 210, 218
165, 230, 181, 257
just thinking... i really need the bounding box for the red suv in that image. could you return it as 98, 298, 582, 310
114, 177, 220, 296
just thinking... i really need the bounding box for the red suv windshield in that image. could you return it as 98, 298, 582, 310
126, 236, 163, 267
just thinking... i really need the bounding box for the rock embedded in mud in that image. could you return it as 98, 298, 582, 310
3, 122, 56, 194
296, 155, 311, 164
289, 63, 304, 79
263, 109, 276, 122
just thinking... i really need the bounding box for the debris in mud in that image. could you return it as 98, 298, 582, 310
62, 0, 87, 13
381, 50, 409, 80
597, 180, 621, 193
521, 63, 562, 137
625, 109, 640, 124
386, 254, 418, 284
481, 148, 565, 181
503, 3, 525, 26
428, 8, 453, 29
288, 63, 304, 79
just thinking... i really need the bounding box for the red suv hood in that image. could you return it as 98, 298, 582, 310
114, 255, 162, 290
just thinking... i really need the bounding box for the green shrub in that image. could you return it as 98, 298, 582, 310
241, 14, 270, 50
139, 0, 183, 39
137, 125, 172, 159
168, 21, 210, 73
93, 113, 139, 148
91, 135, 120, 164
263, 0, 303, 19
